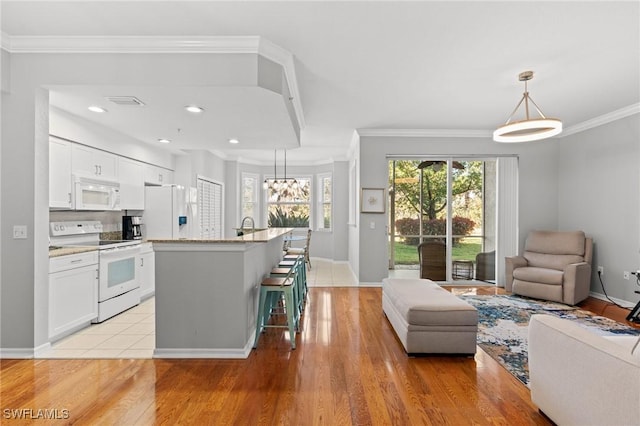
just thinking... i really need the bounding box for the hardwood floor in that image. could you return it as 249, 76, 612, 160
1, 287, 636, 425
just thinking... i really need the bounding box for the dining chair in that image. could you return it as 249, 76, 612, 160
286, 229, 312, 270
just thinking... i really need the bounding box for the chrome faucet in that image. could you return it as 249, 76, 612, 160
238, 216, 255, 236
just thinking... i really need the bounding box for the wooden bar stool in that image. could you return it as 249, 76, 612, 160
253, 264, 299, 350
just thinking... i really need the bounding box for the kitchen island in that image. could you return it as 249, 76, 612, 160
148, 228, 292, 358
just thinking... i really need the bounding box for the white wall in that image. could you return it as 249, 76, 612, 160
357, 135, 559, 284
558, 114, 640, 305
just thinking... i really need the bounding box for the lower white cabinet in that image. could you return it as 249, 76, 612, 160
138, 243, 155, 300
49, 252, 99, 341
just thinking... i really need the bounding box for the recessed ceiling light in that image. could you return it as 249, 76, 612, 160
88, 106, 107, 113
185, 105, 204, 113
157, 138, 171, 144
228, 138, 240, 144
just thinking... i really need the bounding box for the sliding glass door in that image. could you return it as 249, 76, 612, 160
389, 158, 496, 283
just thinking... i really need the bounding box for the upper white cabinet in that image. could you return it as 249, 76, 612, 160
49, 137, 73, 209
118, 158, 145, 210
144, 164, 173, 186
71, 144, 118, 181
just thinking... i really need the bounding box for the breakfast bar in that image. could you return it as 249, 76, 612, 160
149, 228, 292, 358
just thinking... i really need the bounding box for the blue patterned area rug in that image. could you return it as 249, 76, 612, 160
459, 295, 640, 387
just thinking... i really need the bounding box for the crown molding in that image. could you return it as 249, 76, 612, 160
560, 103, 640, 137
356, 128, 492, 138
357, 104, 640, 140
2, 34, 305, 129
3, 35, 262, 54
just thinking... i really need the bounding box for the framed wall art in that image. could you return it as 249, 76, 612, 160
360, 188, 385, 213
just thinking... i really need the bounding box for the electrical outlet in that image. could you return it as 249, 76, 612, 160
597, 266, 604, 275
624, 271, 630, 280
12, 225, 27, 239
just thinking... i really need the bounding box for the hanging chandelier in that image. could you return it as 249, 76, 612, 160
263, 149, 299, 191
493, 71, 562, 143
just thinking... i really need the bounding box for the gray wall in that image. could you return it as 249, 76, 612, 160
231, 160, 350, 262
558, 114, 640, 305
357, 135, 559, 284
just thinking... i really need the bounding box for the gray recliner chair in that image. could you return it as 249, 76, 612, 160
505, 230, 592, 305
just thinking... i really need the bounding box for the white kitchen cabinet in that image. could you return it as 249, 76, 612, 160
49, 137, 73, 209
118, 157, 145, 210
71, 144, 118, 181
138, 243, 155, 300
49, 251, 99, 341
144, 164, 173, 186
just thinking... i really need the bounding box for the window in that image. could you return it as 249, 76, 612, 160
265, 177, 310, 227
241, 173, 259, 223
317, 173, 332, 231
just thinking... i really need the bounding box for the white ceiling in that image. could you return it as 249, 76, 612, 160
3, 1, 639, 164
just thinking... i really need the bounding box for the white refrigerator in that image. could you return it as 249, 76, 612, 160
143, 185, 198, 239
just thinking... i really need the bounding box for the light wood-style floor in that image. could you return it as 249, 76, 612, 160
1, 286, 637, 425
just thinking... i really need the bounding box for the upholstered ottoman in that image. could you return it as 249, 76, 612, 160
382, 278, 478, 354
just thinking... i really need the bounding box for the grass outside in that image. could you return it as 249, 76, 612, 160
393, 238, 481, 265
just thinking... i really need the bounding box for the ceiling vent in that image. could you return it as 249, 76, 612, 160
105, 96, 146, 107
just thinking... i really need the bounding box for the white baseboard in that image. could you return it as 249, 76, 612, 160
0, 348, 35, 359
153, 347, 251, 359
589, 291, 636, 309
358, 282, 383, 287
34, 342, 52, 357
154, 331, 256, 359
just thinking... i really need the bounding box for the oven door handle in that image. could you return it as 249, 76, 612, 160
100, 245, 141, 259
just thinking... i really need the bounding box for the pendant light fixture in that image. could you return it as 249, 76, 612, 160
263, 149, 278, 190
493, 71, 562, 143
281, 149, 290, 190
263, 148, 299, 191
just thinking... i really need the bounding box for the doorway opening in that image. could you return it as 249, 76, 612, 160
388, 158, 497, 284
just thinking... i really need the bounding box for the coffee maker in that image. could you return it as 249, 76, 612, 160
122, 215, 142, 240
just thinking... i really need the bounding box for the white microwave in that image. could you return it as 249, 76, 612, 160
73, 175, 121, 211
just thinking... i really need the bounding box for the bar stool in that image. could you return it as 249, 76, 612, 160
281, 255, 307, 293
278, 255, 307, 310
254, 260, 300, 350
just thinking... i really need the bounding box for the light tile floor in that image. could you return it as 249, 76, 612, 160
307, 258, 358, 287
39, 258, 356, 359
40, 297, 155, 359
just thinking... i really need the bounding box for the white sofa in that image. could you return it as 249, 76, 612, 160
529, 314, 640, 426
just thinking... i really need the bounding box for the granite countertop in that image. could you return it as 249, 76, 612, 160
149, 227, 293, 244
49, 246, 98, 258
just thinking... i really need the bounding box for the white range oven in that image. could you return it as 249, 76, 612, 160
96, 242, 141, 322
50, 221, 141, 322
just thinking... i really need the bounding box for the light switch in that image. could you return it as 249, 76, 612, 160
13, 225, 27, 239
370, 221, 375, 229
